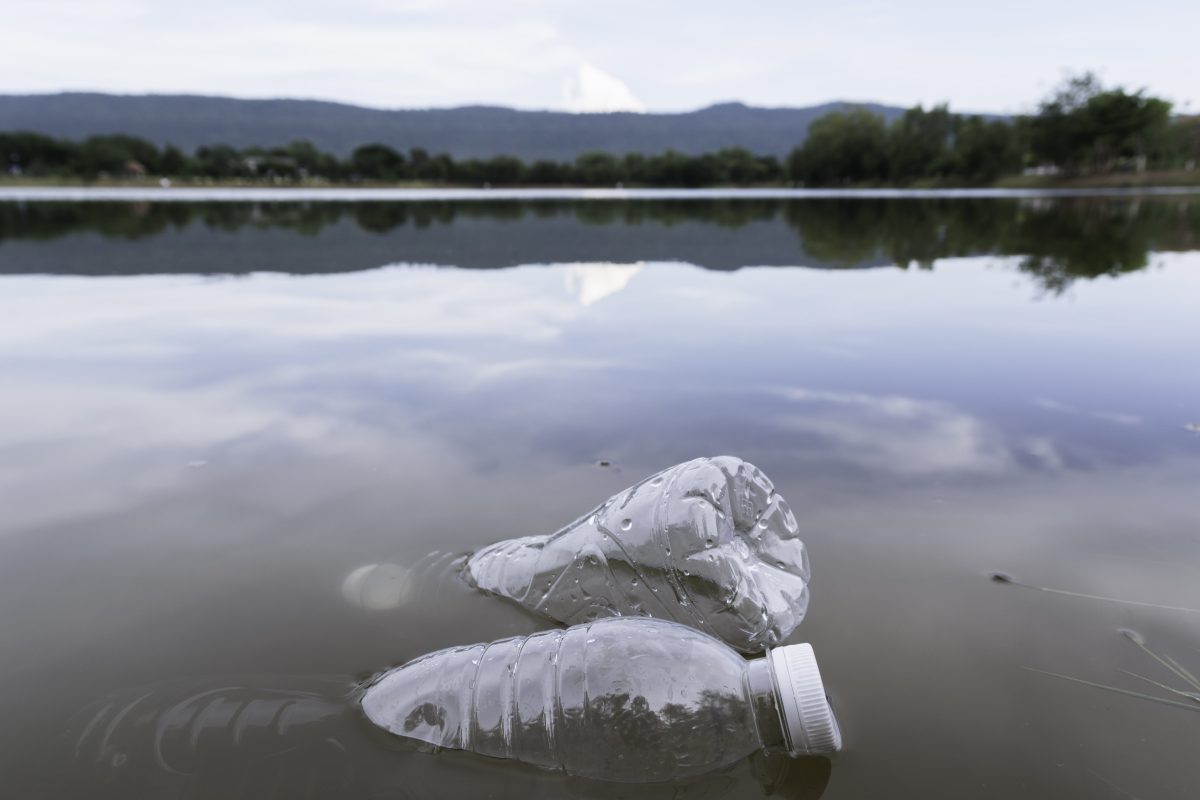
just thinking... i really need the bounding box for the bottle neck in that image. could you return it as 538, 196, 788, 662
745, 658, 788, 752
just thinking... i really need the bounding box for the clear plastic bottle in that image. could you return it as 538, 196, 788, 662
359, 617, 840, 783
466, 456, 811, 653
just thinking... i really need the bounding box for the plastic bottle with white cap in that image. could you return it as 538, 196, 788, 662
360, 617, 840, 783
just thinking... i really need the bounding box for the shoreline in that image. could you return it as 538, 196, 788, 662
2, 184, 1200, 202
3, 167, 1198, 194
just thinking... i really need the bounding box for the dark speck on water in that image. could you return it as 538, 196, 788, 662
1, 191, 1199, 799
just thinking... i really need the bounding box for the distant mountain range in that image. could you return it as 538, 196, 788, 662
0, 93, 909, 159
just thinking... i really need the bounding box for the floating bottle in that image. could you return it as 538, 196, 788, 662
466, 456, 811, 653
360, 617, 841, 783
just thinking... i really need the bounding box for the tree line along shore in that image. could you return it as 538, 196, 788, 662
3, 74, 1197, 189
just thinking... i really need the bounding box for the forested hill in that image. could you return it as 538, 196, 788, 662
0, 93, 907, 159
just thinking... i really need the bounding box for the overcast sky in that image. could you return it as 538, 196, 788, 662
5, 0, 1197, 114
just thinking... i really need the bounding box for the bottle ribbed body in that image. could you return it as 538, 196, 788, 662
466, 456, 811, 654
360, 617, 779, 782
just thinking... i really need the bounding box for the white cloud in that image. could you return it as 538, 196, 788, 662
562, 63, 645, 113
773, 387, 1076, 477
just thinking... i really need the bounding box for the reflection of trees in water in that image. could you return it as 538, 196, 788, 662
2, 197, 1197, 291
782, 197, 1199, 291
568, 689, 752, 781
1009, 200, 1160, 294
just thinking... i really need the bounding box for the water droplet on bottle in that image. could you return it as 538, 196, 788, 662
650, 476, 663, 486
590, 515, 598, 526
620, 518, 632, 531
758, 518, 769, 529
630, 577, 639, 587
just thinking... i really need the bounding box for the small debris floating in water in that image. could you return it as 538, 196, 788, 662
987, 571, 1200, 613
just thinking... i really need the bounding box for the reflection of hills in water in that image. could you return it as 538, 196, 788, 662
2, 198, 1198, 292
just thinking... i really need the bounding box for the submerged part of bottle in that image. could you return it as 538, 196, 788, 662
466, 456, 810, 653
359, 617, 840, 783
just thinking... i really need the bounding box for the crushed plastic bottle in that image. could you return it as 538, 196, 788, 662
57, 675, 833, 800
466, 456, 810, 653
360, 617, 841, 783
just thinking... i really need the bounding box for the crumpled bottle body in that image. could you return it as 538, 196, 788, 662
466, 456, 810, 653
360, 617, 764, 782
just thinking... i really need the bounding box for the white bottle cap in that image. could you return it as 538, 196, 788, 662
767, 643, 843, 755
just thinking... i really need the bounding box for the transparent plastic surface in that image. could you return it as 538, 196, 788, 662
360, 617, 793, 782
466, 456, 810, 653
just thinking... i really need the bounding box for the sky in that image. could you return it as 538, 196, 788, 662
4, 0, 1198, 114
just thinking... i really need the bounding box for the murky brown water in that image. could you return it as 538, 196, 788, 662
1, 194, 1198, 799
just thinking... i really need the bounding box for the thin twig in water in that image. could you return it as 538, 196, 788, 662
1119, 670, 1200, 704
1023, 667, 1200, 712
1119, 629, 1200, 692
990, 573, 1200, 615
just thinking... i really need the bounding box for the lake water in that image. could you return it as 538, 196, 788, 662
1, 191, 1198, 799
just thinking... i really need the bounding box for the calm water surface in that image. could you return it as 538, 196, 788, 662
1, 194, 1199, 799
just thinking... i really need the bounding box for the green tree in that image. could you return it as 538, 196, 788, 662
350, 143, 407, 181
193, 145, 244, 179
1030, 72, 1172, 173
574, 151, 625, 185
888, 104, 956, 184
787, 108, 888, 186
481, 155, 524, 185
0, 131, 77, 175
953, 116, 1021, 183
713, 147, 763, 185
526, 159, 571, 184
159, 144, 188, 176
76, 134, 161, 176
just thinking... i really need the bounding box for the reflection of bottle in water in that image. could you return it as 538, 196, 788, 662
466, 456, 811, 653
57, 678, 361, 799
360, 617, 840, 783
